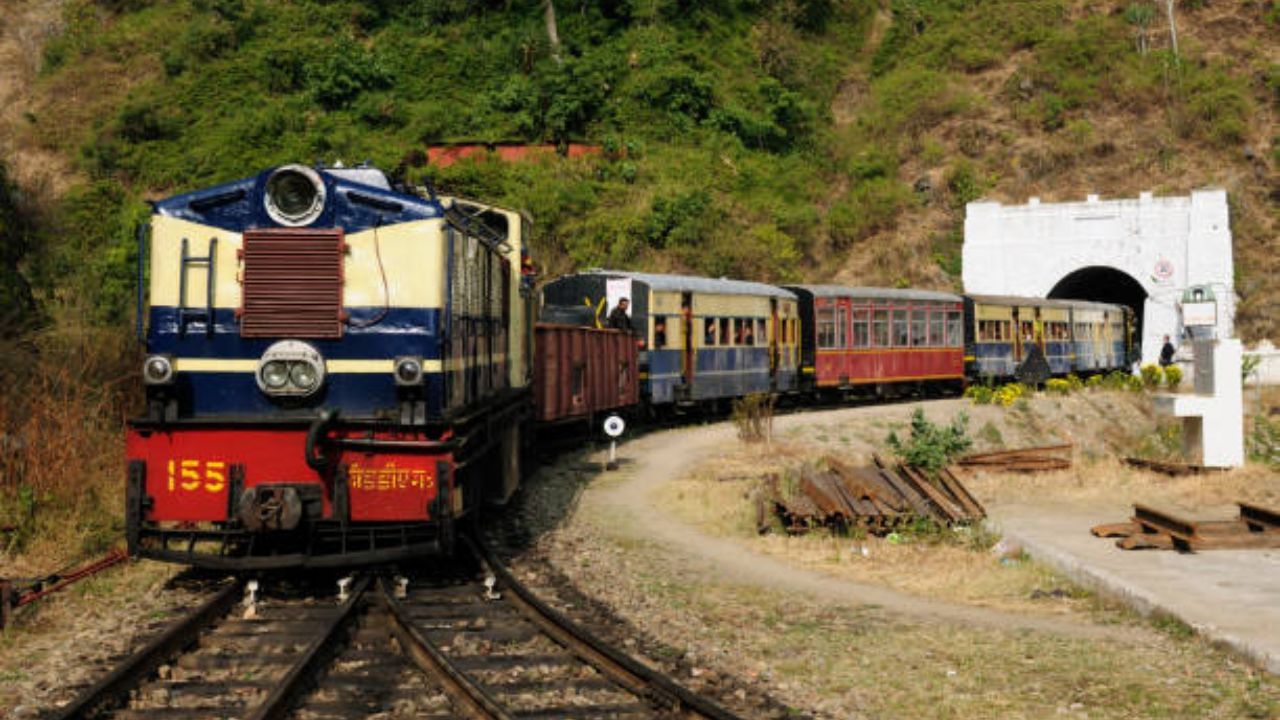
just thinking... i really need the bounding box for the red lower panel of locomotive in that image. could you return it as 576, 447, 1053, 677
125, 427, 450, 525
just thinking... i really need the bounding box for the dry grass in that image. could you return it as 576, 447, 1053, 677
0, 325, 138, 574
658, 390, 1279, 616
545, 518, 1280, 720
659, 444, 1096, 617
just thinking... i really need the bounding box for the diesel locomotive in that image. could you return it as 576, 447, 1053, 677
126, 163, 534, 568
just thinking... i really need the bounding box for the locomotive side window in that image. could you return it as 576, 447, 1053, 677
893, 309, 909, 347
852, 308, 870, 348
873, 310, 890, 347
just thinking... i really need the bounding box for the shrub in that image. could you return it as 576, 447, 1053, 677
732, 392, 776, 443
1045, 378, 1071, 395
993, 382, 1027, 407
1140, 363, 1162, 389
886, 408, 972, 472
1066, 373, 1084, 392
964, 384, 994, 404
1248, 415, 1280, 467
1162, 365, 1182, 390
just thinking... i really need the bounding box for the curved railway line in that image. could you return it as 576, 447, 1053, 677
52, 538, 745, 720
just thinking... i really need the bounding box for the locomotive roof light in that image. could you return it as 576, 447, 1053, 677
394, 357, 424, 386
264, 164, 326, 227
256, 340, 326, 398
142, 355, 174, 385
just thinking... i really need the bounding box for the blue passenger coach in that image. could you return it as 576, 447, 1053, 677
541, 271, 800, 408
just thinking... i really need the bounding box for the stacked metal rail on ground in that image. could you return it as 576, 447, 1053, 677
956, 443, 1073, 472
1092, 502, 1280, 551
764, 455, 985, 534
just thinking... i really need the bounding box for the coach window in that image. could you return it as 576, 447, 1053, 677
947, 311, 962, 346
836, 307, 848, 348
911, 308, 927, 347
873, 309, 890, 347
852, 309, 870, 348
929, 309, 944, 347
654, 315, 668, 348
704, 317, 716, 346
756, 318, 767, 346
817, 306, 836, 349
719, 317, 732, 346
892, 309, 909, 347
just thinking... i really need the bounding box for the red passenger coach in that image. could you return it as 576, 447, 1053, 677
533, 323, 639, 425
787, 285, 966, 394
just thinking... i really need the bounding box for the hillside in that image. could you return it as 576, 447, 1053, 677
0, 0, 1276, 339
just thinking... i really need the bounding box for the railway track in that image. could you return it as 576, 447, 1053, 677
53, 540, 744, 720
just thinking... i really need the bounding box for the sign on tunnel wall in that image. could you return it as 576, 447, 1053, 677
962, 190, 1235, 366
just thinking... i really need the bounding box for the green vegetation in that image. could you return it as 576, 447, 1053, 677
7, 0, 1273, 332
885, 407, 972, 471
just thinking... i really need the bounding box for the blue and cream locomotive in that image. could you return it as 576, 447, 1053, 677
126, 163, 534, 568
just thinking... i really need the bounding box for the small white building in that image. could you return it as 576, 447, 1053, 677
963, 190, 1236, 365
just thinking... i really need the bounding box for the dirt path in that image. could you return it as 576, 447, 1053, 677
581, 402, 1149, 641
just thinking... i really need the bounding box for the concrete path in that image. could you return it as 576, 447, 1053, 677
994, 504, 1280, 674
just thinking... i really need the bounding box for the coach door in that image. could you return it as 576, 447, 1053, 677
769, 298, 780, 389
681, 292, 694, 386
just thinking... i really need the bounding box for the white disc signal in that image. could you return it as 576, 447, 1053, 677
603, 414, 626, 438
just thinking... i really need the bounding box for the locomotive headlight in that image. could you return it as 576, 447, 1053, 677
289, 362, 319, 390
261, 361, 290, 389
394, 357, 424, 386
264, 164, 326, 227
142, 355, 174, 385
256, 341, 326, 398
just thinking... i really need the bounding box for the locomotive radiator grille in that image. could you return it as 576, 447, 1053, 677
240, 228, 345, 338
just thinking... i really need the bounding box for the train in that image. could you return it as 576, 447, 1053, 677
124, 164, 1134, 570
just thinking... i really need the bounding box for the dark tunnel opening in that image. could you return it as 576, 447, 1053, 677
1048, 266, 1148, 353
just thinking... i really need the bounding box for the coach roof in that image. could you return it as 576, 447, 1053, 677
786, 284, 963, 303
581, 270, 796, 299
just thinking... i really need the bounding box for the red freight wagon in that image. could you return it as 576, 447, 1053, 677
533, 323, 640, 424
787, 285, 966, 394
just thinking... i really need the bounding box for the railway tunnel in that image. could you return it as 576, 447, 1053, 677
1048, 266, 1148, 356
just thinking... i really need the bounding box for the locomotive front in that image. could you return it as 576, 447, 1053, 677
126, 164, 533, 569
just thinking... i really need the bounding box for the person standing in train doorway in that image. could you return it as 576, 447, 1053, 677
607, 297, 632, 332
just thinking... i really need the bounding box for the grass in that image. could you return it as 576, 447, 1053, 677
0, 324, 136, 573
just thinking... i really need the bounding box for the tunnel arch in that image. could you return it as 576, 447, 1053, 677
1048, 266, 1148, 351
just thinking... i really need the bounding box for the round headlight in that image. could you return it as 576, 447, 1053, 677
264, 164, 325, 227
143, 356, 173, 385
262, 361, 290, 389
289, 361, 319, 390
395, 358, 423, 386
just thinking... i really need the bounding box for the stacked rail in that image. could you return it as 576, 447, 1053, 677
956, 443, 1073, 472
766, 455, 985, 534
1092, 502, 1280, 551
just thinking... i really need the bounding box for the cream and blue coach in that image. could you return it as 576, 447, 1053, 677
541, 270, 799, 407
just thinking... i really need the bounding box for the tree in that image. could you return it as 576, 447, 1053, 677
543, 0, 561, 65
